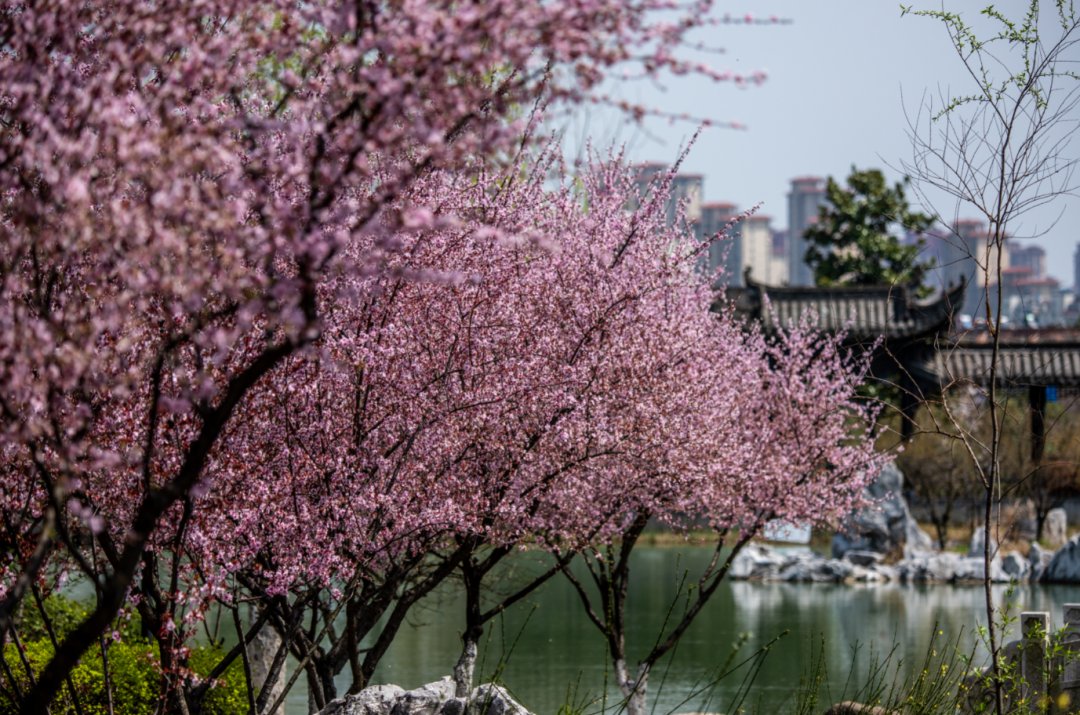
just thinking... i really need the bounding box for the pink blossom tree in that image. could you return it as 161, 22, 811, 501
0, 1, 749, 709
171, 146, 739, 705
184, 149, 883, 714
561, 323, 884, 715
555, 168, 886, 715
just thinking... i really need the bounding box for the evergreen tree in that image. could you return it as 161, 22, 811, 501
805, 167, 935, 290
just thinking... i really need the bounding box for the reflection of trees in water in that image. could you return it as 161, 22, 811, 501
727, 580, 1080, 702
347, 550, 1080, 711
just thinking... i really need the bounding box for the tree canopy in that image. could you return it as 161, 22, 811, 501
804, 167, 935, 290
0, 3, 879, 713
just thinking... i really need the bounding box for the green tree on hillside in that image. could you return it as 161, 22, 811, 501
804, 167, 935, 291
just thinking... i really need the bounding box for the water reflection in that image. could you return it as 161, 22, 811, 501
286, 547, 1080, 713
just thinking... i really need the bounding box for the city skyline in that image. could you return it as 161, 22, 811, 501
635, 160, 1077, 324
569, 1, 1080, 288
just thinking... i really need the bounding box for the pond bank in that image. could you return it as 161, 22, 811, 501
315, 547, 1080, 714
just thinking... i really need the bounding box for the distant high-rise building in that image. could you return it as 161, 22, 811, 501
1074, 243, 1080, 297
953, 219, 1008, 321
770, 230, 789, 285
953, 219, 987, 318
1008, 242, 1046, 278
631, 162, 668, 207
742, 214, 776, 285
670, 173, 703, 227
632, 163, 702, 229
700, 202, 741, 284
1001, 267, 1062, 326
632, 163, 712, 277
787, 176, 827, 286
906, 227, 953, 292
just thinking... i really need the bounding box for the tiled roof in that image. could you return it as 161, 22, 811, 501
920, 340, 1080, 387
721, 276, 965, 341
719, 276, 1080, 388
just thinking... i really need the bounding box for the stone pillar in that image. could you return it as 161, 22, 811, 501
249, 616, 287, 715
1020, 611, 1049, 711
1062, 604, 1080, 700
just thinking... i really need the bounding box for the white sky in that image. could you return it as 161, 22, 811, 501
567, 1, 1080, 287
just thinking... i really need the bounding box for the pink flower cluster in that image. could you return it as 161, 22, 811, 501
0, 0, 873, 707
168, 151, 884, 601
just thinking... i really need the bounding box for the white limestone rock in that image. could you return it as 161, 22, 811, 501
1045, 508, 1068, 549
1001, 551, 1030, 581
779, 556, 853, 583
730, 544, 790, 580
896, 552, 1010, 583
467, 685, 532, 715
320, 684, 406, 715
831, 462, 935, 559
843, 550, 884, 567
952, 555, 1009, 583
318, 680, 534, 715
968, 527, 998, 558
732, 544, 904, 583
399, 678, 457, 714
1029, 541, 1054, 581
850, 564, 895, 583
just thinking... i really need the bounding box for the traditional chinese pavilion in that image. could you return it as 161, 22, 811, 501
721, 271, 1080, 459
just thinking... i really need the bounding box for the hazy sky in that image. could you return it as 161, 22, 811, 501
570, 1, 1080, 287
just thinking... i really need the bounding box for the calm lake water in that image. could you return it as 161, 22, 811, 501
281, 545, 1080, 714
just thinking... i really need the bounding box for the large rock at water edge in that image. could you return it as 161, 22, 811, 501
1001, 551, 1030, 581
319, 679, 534, 715
831, 462, 934, 559
895, 552, 1010, 583
843, 550, 884, 567
730, 543, 791, 580
320, 684, 407, 715
1040, 535, 1080, 583
1029, 541, 1053, 581
780, 553, 853, 582
468, 684, 532, 715
730, 544, 896, 583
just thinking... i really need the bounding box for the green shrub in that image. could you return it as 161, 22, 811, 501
189, 645, 250, 715
13, 595, 146, 645
0, 597, 249, 715
0, 637, 158, 715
